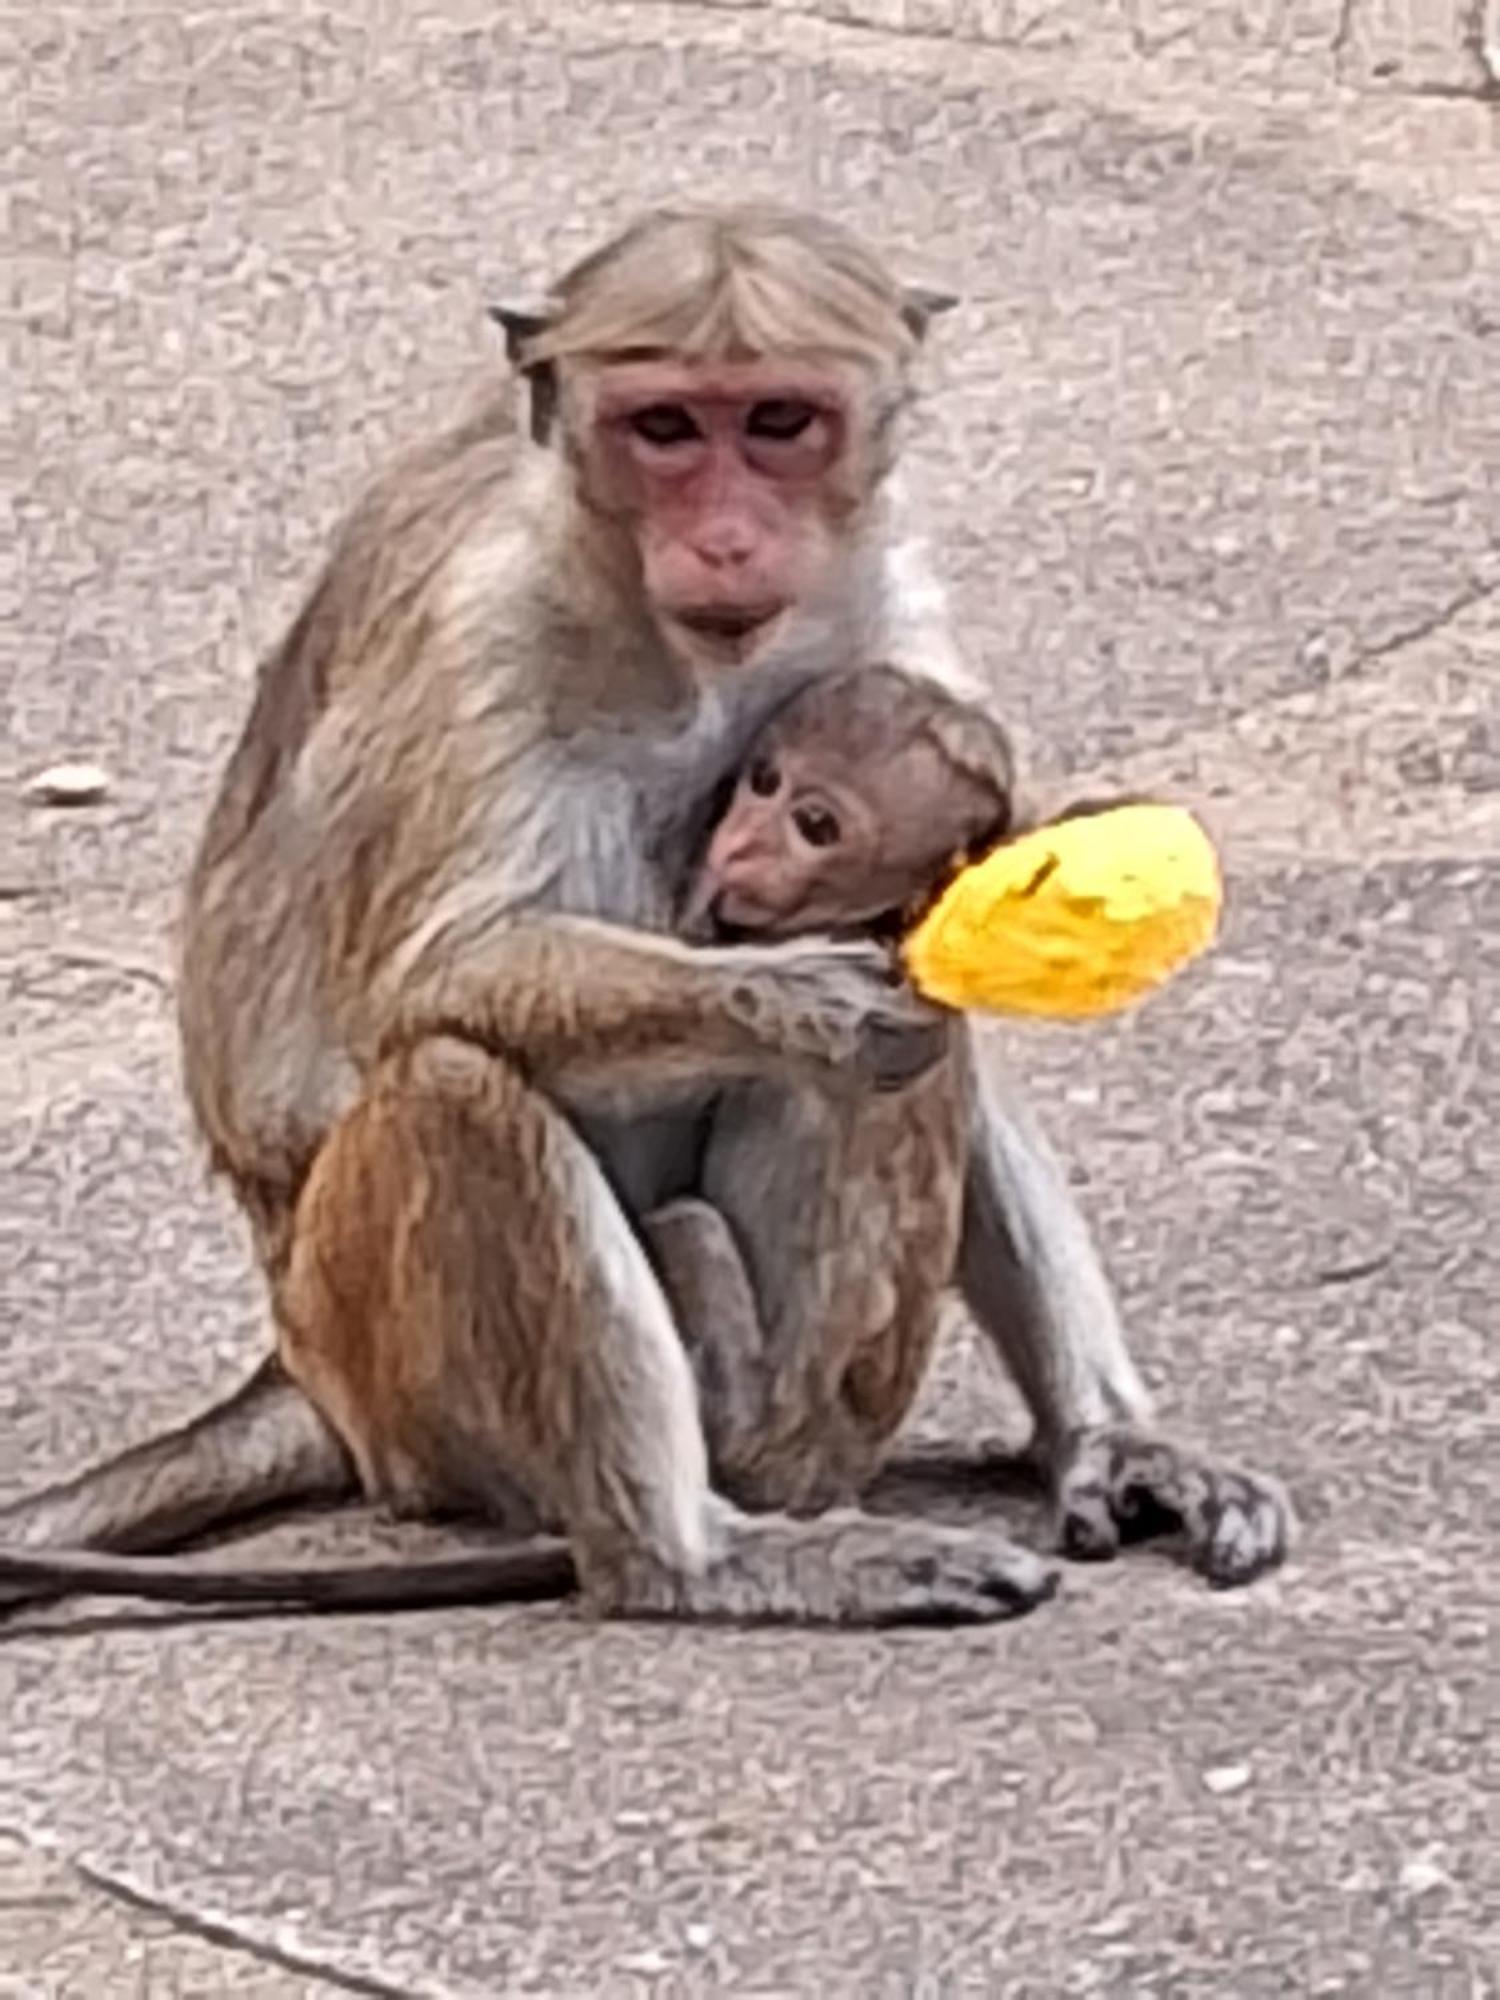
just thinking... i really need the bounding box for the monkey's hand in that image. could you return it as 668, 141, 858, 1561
724, 937, 953, 1093
1050, 1425, 1294, 1589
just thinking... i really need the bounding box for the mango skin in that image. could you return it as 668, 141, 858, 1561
902, 803, 1222, 1020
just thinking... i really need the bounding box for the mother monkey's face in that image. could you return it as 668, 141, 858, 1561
494, 205, 956, 677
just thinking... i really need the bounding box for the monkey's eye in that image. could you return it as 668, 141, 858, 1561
747, 399, 816, 442
793, 802, 841, 848
629, 404, 701, 447
747, 758, 781, 797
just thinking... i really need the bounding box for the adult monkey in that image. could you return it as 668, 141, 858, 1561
0, 206, 1290, 1620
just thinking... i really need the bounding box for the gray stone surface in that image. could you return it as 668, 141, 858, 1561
3, 3, 1498, 1994
0, 1834, 342, 1998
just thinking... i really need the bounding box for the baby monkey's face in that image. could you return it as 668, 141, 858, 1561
684, 720, 1012, 942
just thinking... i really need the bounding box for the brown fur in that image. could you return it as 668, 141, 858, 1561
656, 662, 1020, 1503
0, 205, 1291, 1623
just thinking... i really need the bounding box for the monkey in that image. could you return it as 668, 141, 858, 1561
0, 663, 1022, 1614
643, 662, 1020, 1505
0, 205, 1291, 1624
0, 664, 1278, 1617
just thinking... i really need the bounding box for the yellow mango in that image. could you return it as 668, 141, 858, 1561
902, 803, 1222, 1020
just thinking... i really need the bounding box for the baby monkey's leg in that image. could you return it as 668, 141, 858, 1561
643, 1199, 771, 1470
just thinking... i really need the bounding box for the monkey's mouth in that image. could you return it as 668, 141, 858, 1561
680, 882, 776, 944
704, 913, 764, 944
697, 898, 908, 949
673, 605, 785, 646
682, 892, 757, 944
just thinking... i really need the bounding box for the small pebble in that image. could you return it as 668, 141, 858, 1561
24, 761, 112, 807
618, 1948, 670, 1975
685, 1923, 714, 1952
1398, 1855, 1450, 1897
1201, 1763, 1252, 1796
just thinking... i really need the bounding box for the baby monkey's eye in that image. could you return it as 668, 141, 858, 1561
629, 404, 701, 447
747, 399, 816, 441
747, 758, 781, 797
793, 803, 841, 848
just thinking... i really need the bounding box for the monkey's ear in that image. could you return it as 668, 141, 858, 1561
924, 702, 1016, 804
900, 285, 961, 341
486, 303, 560, 446
486, 301, 551, 367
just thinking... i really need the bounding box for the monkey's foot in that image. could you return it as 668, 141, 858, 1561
857, 1519, 1060, 1627
594, 1512, 1060, 1628
1052, 1426, 1293, 1589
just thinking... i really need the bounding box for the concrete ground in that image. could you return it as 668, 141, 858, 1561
2, 2, 1497, 1993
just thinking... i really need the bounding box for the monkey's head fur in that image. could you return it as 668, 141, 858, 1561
490, 207, 958, 681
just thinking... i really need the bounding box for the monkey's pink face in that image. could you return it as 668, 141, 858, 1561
684, 726, 1013, 942
587, 360, 865, 671
684, 741, 885, 940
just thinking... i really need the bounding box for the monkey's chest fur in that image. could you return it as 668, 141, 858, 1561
542, 746, 722, 1217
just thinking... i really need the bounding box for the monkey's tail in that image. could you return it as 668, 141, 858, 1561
0, 1356, 579, 1614
0, 1540, 577, 1613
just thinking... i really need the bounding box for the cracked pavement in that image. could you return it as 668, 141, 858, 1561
2, 3, 1498, 1994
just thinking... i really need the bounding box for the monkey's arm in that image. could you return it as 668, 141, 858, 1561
957, 1043, 1293, 1588
958, 1050, 1148, 1434
381, 915, 947, 1111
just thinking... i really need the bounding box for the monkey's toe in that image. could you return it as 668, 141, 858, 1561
1052, 1426, 1293, 1590
1057, 1477, 1120, 1562
1196, 1472, 1294, 1590
890, 1534, 1059, 1625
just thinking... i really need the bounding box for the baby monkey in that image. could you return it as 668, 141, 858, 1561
682, 663, 1019, 947
647, 664, 1022, 1513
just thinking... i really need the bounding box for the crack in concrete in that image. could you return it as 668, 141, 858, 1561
700, 0, 1019, 54
659, 0, 1222, 61
67, 1853, 417, 1999
1333, 0, 1500, 97
1347, 573, 1499, 670
1049, 580, 1500, 867
1, 1819, 417, 2000
681, 0, 1499, 95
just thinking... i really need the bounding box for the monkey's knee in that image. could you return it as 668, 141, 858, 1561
276, 1038, 543, 1515
642, 1200, 758, 1353
280, 1042, 717, 1566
